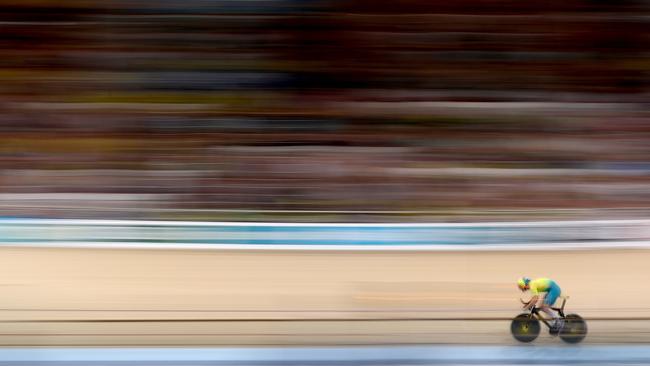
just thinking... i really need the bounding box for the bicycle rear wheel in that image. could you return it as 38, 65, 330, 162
560, 314, 587, 344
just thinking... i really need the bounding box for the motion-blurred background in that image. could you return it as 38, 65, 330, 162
0, 0, 649, 352
0, 0, 648, 222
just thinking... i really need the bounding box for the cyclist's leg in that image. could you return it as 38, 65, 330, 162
540, 305, 556, 319
544, 285, 561, 309
538, 293, 556, 319
544, 285, 563, 328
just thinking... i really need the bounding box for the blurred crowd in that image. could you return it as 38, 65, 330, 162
0, 0, 648, 221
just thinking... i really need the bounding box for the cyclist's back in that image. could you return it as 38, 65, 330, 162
529, 278, 561, 305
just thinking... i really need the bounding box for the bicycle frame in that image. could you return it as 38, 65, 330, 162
525, 297, 567, 329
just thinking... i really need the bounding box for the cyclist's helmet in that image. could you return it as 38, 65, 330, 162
517, 277, 531, 291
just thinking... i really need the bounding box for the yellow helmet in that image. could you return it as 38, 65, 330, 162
517, 277, 531, 291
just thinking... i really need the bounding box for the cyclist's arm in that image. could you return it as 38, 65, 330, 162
524, 295, 539, 309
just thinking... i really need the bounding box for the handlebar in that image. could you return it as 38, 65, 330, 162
520, 298, 537, 313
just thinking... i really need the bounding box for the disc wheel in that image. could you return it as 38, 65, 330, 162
559, 314, 587, 344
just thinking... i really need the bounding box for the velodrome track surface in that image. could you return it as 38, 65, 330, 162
0, 247, 648, 346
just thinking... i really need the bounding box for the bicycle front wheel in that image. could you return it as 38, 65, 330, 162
511, 313, 540, 343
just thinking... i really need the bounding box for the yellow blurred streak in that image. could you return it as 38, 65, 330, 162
0, 70, 134, 82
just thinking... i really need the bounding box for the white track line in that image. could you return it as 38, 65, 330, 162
0, 240, 649, 251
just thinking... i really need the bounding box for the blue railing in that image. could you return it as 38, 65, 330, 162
0, 218, 648, 250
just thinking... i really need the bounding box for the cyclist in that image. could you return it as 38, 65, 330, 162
517, 277, 564, 332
